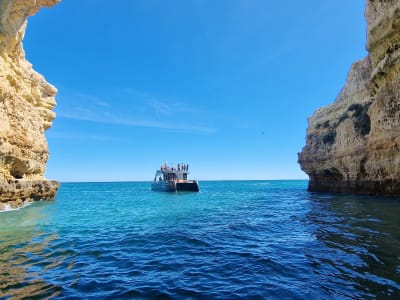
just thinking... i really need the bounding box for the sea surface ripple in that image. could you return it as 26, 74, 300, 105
1, 181, 400, 299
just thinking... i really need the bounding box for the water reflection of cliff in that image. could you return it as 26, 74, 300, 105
0, 202, 61, 299
305, 194, 400, 298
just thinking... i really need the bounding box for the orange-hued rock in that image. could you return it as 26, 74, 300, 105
299, 0, 400, 196
0, 0, 60, 209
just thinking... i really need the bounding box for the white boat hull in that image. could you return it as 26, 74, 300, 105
151, 180, 199, 192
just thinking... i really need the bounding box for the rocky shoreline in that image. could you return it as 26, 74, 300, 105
0, 180, 60, 210
299, 0, 400, 196
0, 0, 60, 211
307, 178, 400, 197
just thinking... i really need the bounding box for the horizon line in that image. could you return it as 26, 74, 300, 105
57, 179, 309, 184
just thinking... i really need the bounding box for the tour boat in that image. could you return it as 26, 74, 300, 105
151, 163, 199, 192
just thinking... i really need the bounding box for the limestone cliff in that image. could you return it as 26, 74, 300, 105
298, 0, 400, 196
0, 0, 59, 209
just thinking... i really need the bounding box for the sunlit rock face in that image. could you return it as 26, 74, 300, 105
0, 0, 60, 208
299, 0, 400, 196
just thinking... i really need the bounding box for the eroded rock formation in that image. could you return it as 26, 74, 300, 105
299, 0, 400, 196
0, 0, 60, 210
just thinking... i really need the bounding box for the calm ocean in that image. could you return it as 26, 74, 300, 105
1, 180, 400, 299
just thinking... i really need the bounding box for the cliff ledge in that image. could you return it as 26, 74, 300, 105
298, 0, 400, 196
0, 0, 59, 210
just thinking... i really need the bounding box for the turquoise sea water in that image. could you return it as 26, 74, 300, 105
1, 180, 400, 299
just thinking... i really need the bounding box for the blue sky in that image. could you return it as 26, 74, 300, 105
24, 0, 367, 181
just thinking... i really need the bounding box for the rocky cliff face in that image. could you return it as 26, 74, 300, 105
299, 0, 400, 196
0, 0, 60, 210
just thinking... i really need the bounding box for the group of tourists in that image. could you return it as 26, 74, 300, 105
177, 163, 189, 172
160, 163, 189, 172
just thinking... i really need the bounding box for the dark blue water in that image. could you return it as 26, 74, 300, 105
1, 180, 400, 299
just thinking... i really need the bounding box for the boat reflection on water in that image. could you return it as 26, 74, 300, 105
151, 163, 199, 192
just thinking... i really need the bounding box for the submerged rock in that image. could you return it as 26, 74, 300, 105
0, 0, 60, 209
299, 0, 400, 196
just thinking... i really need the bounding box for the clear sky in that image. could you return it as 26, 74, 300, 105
24, 0, 367, 182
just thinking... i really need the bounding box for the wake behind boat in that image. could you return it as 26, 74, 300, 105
151, 163, 199, 192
